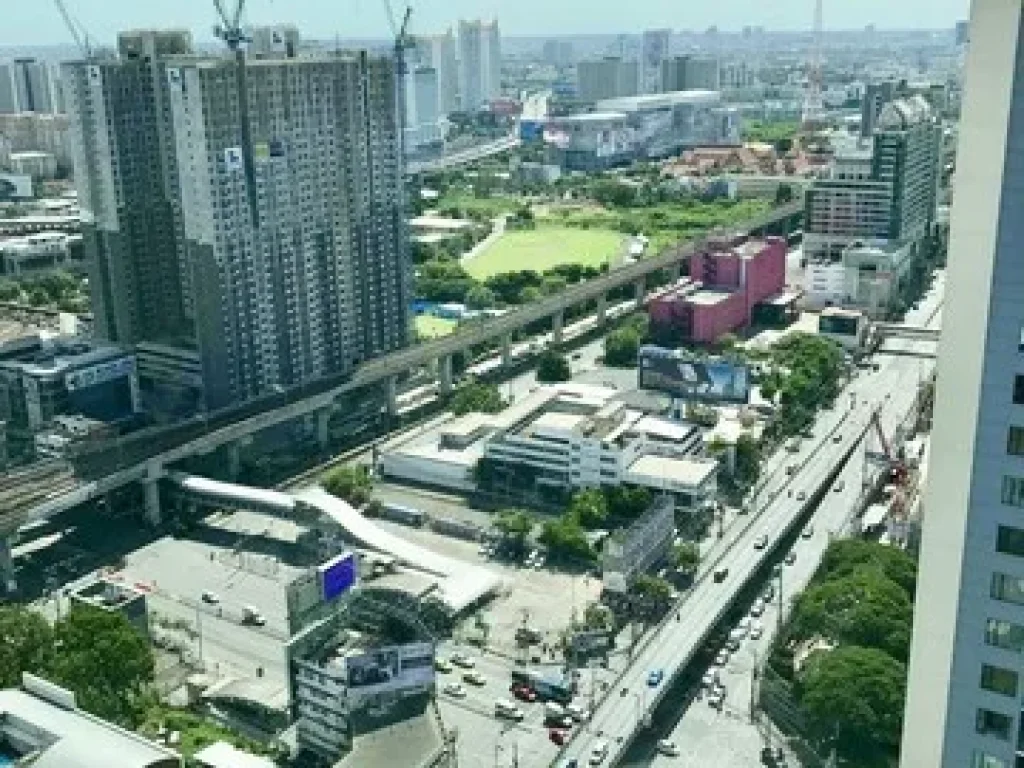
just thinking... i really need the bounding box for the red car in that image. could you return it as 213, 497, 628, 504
511, 684, 537, 702
549, 728, 569, 745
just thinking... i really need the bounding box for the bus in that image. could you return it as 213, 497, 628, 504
510, 670, 573, 704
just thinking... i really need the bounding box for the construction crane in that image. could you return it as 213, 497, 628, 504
382, 1, 414, 159
53, 0, 93, 59
212, 0, 260, 228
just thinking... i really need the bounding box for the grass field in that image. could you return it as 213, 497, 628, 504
465, 225, 624, 279
414, 314, 458, 339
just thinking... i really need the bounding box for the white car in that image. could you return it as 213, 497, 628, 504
750, 621, 764, 640
796, 490, 807, 501
450, 653, 475, 669
463, 670, 487, 686
750, 599, 766, 618
201, 590, 220, 604
657, 739, 680, 756
707, 688, 727, 710
715, 649, 730, 666
701, 668, 721, 688
443, 682, 466, 698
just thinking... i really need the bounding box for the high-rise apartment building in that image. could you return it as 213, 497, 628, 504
0, 59, 62, 115
660, 55, 720, 92
457, 19, 501, 111
640, 29, 671, 94
576, 57, 639, 103
63, 29, 410, 412
404, 66, 442, 152
416, 30, 458, 116
902, 3, 1024, 766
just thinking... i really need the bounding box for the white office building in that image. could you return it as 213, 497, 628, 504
902, 3, 1024, 766
416, 30, 458, 116
404, 66, 443, 152
640, 29, 671, 94
457, 19, 501, 111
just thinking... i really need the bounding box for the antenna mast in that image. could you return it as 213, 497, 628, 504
802, 0, 825, 128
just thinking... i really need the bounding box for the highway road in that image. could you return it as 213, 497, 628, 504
555, 275, 944, 768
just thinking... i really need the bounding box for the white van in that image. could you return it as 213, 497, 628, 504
590, 739, 610, 765
565, 702, 590, 722
494, 700, 524, 720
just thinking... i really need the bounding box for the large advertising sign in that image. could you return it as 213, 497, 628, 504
319, 553, 357, 602
638, 345, 750, 404
344, 642, 435, 710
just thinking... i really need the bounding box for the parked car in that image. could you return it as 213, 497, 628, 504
832, 433, 843, 443
795, 490, 807, 501
450, 653, 475, 668
511, 684, 537, 703
715, 649, 730, 666
707, 688, 727, 710
785, 551, 797, 566
714, 568, 729, 583
801, 525, 814, 540
647, 668, 664, 687
443, 682, 466, 698
762, 584, 776, 602
494, 700, 524, 720
435, 658, 453, 673
201, 590, 220, 604
834, 480, 846, 492
754, 534, 769, 550
750, 621, 764, 640
463, 670, 486, 686
657, 739, 680, 756
750, 598, 766, 617
549, 728, 570, 746
702, 668, 721, 688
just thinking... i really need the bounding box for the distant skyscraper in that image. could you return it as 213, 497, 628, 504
404, 66, 442, 152
861, 80, 900, 138
0, 59, 60, 114
542, 39, 574, 67
640, 29, 671, 94
63, 29, 410, 411
902, 2, 1024, 766
955, 19, 971, 46
576, 57, 639, 102
457, 19, 501, 111
416, 30, 458, 116
660, 55, 719, 92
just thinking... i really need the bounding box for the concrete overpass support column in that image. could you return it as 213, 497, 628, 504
596, 293, 608, 325
226, 441, 241, 482
634, 278, 646, 307
669, 263, 682, 283
386, 376, 398, 416
552, 310, 565, 346
501, 334, 513, 368
438, 355, 454, 396
0, 537, 15, 593
142, 477, 162, 528
317, 407, 332, 450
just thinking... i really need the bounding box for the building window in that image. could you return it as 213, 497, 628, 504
991, 572, 1024, 605
997, 525, 1024, 557
1015, 375, 1024, 405
1001, 477, 1024, 508
1009, 427, 1024, 457
976, 708, 1013, 740
971, 751, 1007, 768
985, 618, 1024, 653
980, 664, 1019, 697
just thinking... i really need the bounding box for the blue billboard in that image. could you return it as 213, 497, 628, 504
320, 552, 358, 601
638, 345, 751, 404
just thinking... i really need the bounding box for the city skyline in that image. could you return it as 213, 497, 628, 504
3, 0, 971, 48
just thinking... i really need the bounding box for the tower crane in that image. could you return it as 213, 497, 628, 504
382, 1, 414, 159
212, 0, 260, 228
53, 0, 93, 60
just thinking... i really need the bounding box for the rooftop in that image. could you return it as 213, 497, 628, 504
624, 454, 718, 489
553, 111, 628, 124
597, 89, 721, 112
685, 289, 735, 306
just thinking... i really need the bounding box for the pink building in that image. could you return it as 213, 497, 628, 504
649, 235, 787, 344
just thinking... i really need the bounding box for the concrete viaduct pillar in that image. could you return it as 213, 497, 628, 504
225, 441, 242, 481
0, 536, 15, 593
634, 278, 646, 307
596, 293, 608, 325
669, 263, 682, 283
501, 334, 513, 368
552, 310, 565, 346
438, 355, 454, 396
317, 406, 332, 450
386, 376, 398, 416
142, 462, 163, 528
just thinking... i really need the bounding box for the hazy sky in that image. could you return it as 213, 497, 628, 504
3, 0, 972, 47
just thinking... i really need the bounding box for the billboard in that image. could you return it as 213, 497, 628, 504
343, 642, 435, 710
638, 345, 750, 403
320, 553, 357, 602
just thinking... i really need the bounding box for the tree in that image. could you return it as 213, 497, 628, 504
604, 327, 641, 367
450, 380, 505, 415
568, 488, 609, 529
322, 465, 374, 506
604, 486, 651, 522
734, 434, 761, 488
790, 567, 913, 662
47, 608, 155, 728
631, 574, 673, 605
493, 509, 534, 558
583, 602, 613, 631
539, 517, 595, 562
799, 645, 907, 761
774, 182, 795, 204
536, 350, 571, 383
0, 279, 21, 302
465, 284, 496, 310
817, 539, 917, 599
671, 542, 701, 575
0, 606, 53, 688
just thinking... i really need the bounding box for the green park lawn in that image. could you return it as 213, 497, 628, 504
465, 225, 625, 280
414, 314, 458, 339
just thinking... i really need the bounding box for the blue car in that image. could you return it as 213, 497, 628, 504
647, 669, 664, 687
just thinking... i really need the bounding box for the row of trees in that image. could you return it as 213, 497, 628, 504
771, 540, 917, 764
415, 260, 606, 309
450, 379, 505, 416
322, 464, 374, 506
0, 270, 89, 313
761, 333, 846, 438
0, 606, 154, 728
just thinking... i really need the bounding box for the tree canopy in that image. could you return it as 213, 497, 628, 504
536, 350, 571, 383
492, 509, 534, 558
604, 485, 652, 523
322, 465, 373, 506
799, 645, 907, 760
671, 542, 701, 575
568, 488, 609, 529
539, 517, 595, 563
604, 316, 648, 368
450, 380, 505, 415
